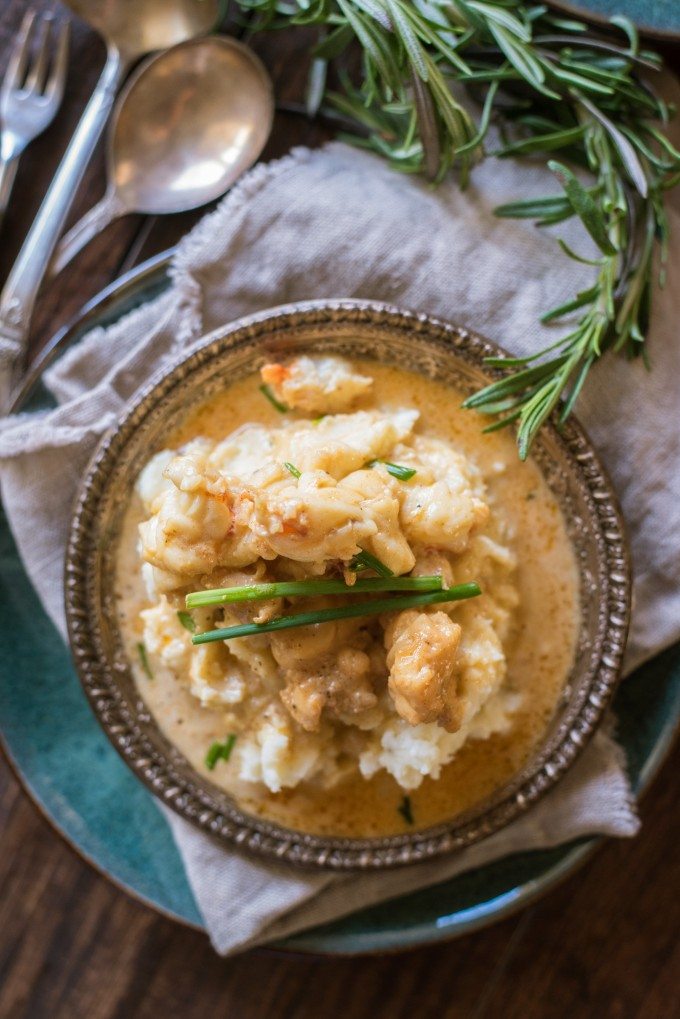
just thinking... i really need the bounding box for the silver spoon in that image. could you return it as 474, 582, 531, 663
51, 37, 274, 275
0, 0, 219, 408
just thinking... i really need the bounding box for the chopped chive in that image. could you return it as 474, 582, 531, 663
187, 576, 443, 608
367, 459, 417, 481
205, 734, 237, 770
349, 550, 394, 577
311, 415, 326, 425
192, 584, 482, 644
283, 462, 302, 478
136, 641, 153, 679
398, 795, 414, 825
177, 610, 196, 633
259, 383, 288, 413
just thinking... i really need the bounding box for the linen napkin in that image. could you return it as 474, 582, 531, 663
2, 123, 679, 953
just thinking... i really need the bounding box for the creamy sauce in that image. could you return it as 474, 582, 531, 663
116, 362, 579, 837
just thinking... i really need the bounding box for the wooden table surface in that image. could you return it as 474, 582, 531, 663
1, 3, 679, 1016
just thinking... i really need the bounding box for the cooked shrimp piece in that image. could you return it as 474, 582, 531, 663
339, 469, 415, 575
280, 648, 378, 732
384, 610, 463, 731
280, 675, 327, 731
260, 355, 372, 413
270, 605, 342, 669
400, 480, 489, 555
189, 643, 247, 707
250, 470, 377, 563
138, 451, 261, 579
141, 596, 193, 674
208, 424, 274, 479
411, 548, 455, 587
397, 436, 489, 554
279, 408, 419, 480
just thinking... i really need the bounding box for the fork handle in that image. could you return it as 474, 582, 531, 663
0, 48, 126, 399
0, 154, 19, 226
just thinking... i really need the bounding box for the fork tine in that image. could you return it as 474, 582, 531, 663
24, 14, 52, 94
2, 10, 36, 97
43, 19, 70, 104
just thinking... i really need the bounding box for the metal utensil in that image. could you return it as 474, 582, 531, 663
0, 11, 70, 224
51, 37, 274, 274
0, 0, 219, 408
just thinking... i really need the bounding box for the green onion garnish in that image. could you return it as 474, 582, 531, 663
136, 641, 153, 679
398, 795, 414, 825
368, 459, 417, 481
187, 576, 443, 609
177, 610, 196, 633
259, 383, 288, 413
205, 734, 237, 770
283, 462, 301, 478
349, 550, 393, 577
191, 584, 481, 645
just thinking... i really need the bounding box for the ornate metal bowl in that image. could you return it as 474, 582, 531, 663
65, 300, 631, 870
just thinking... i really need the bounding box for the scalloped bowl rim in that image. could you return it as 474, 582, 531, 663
64, 299, 631, 870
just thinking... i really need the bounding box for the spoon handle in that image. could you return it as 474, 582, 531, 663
50, 187, 128, 276
0, 48, 125, 408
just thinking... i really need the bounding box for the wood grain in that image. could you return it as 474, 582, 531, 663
0, 2, 679, 1017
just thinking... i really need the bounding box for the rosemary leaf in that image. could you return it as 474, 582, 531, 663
548, 160, 617, 255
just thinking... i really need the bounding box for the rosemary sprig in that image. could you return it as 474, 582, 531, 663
186, 575, 443, 608
192, 583, 482, 644
234, 1, 679, 456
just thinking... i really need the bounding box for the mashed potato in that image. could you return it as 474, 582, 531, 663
131, 355, 520, 794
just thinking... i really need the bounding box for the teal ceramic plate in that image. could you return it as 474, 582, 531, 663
1, 253, 678, 954
547, 0, 680, 39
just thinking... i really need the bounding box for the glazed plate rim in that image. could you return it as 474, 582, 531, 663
545, 0, 680, 41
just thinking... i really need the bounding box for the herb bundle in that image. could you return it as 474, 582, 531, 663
234, 0, 679, 456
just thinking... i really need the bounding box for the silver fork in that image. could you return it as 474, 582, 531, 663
0, 11, 70, 223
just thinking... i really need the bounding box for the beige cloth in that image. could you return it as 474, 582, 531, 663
4, 134, 679, 953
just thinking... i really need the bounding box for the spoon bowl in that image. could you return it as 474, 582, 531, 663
51, 36, 274, 274
65, 0, 220, 62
